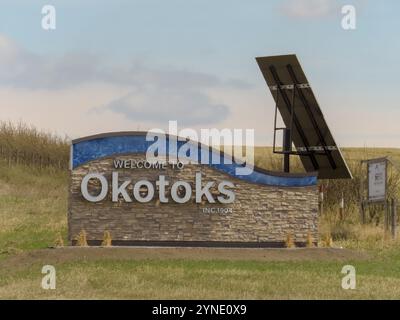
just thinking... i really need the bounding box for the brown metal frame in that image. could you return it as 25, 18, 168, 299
270, 64, 340, 174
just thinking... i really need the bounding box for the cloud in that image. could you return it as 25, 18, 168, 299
99, 87, 229, 125
280, 0, 339, 18
0, 34, 248, 91
0, 35, 105, 89
0, 34, 249, 126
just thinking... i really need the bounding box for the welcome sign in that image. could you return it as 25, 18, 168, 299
80, 159, 235, 205
68, 132, 318, 247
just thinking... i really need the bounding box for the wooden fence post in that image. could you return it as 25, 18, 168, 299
392, 199, 397, 240
359, 160, 365, 224
360, 201, 366, 224
384, 200, 389, 233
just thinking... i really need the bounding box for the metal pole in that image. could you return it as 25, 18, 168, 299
283, 128, 291, 173
272, 87, 279, 154
282, 86, 293, 173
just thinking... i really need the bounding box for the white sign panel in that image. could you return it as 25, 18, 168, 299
368, 160, 386, 202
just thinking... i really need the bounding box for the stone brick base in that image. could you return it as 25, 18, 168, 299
68, 155, 319, 247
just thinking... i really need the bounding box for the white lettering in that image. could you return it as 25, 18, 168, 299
156, 175, 169, 203
217, 181, 235, 204
80, 171, 234, 204
81, 173, 108, 202
112, 172, 132, 202
195, 172, 215, 203
133, 180, 154, 203
171, 181, 192, 203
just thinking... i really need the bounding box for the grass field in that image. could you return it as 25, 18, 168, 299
0, 248, 399, 299
0, 148, 400, 299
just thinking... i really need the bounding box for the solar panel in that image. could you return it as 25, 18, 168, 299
256, 54, 352, 179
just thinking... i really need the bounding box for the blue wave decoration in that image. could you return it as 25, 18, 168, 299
72, 133, 317, 187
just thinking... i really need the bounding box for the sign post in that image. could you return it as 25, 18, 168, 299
360, 157, 396, 237
367, 158, 387, 203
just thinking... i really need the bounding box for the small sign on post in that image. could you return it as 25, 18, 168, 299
367, 159, 387, 202
360, 157, 399, 238
360, 158, 389, 227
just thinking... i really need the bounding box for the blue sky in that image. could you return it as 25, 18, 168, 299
1, 0, 399, 147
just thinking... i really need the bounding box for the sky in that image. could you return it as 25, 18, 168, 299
0, 0, 399, 147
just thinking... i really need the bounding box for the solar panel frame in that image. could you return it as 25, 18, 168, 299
256, 54, 352, 179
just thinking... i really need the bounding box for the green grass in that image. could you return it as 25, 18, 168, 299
0, 148, 400, 299
0, 161, 67, 257
1, 253, 400, 299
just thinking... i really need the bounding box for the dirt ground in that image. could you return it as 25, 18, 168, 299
0, 246, 369, 270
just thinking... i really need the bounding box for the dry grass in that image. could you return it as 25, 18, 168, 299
0, 156, 399, 299
101, 231, 112, 247
0, 139, 398, 255
254, 146, 400, 214
253, 146, 400, 249
285, 233, 295, 248
75, 230, 88, 247
0, 121, 400, 299
0, 160, 68, 256
0, 121, 69, 169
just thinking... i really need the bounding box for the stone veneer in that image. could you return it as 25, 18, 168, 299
68, 154, 318, 247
